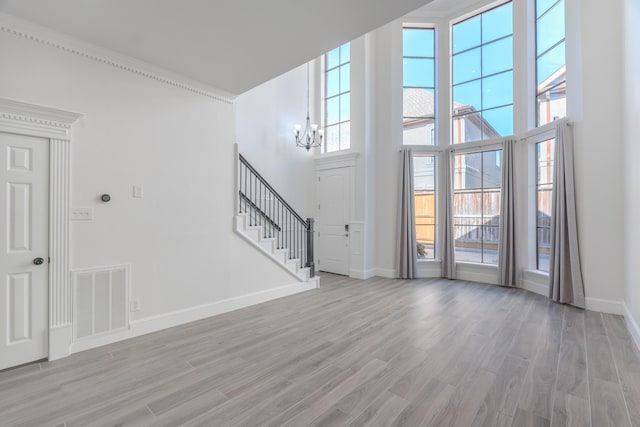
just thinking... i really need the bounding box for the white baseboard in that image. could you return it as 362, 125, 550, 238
350, 268, 376, 280
585, 297, 624, 315
374, 268, 396, 279
417, 261, 442, 279
624, 303, 640, 353
69, 280, 316, 354
521, 280, 548, 296
48, 325, 72, 361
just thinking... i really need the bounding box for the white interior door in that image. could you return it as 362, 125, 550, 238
318, 168, 350, 275
0, 133, 49, 370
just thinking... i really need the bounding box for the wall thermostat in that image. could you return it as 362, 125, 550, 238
101, 194, 111, 202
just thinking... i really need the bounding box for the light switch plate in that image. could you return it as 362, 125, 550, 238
71, 207, 94, 221
133, 185, 144, 198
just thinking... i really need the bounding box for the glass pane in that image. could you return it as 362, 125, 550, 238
404, 120, 435, 145
483, 225, 499, 264
537, 184, 553, 226
455, 225, 482, 263
404, 58, 435, 88
416, 225, 435, 259
325, 125, 339, 153
482, 37, 512, 76
340, 43, 350, 65
452, 48, 481, 85
453, 80, 482, 112
340, 63, 350, 93
339, 122, 351, 150
537, 0, 561, 19
537, 1, 565, 55
536, 139, 555, 186
326, 97, 339, 125
482, 105, 513, 138
403, 88, 435, 119
413, 156, 436, 190
326, 68, 339, 97
483, 71, 513, 110
482, 151, 502, 189
537, 41, 565, 85
403, 28, 435, 57
453, 15, 481, 54
537, 82, 566, 125
537, 227, 551, 272
482, 3, 513, 43
326, 47, 340, 70
454, 152, 482, 190
339, 93, 350, 122
452, 112, 483, 144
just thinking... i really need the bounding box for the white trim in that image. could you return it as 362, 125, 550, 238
314, 151, 359, 170
0, 97, 83, 141
374, 268, 397, 279
0, 13, 234, 104
417, 260, 442, 278
521, 269, 549, 296
234, 215, 309, 283
0, 97, 80, 363
48, 325, 72, 361
349, 268, 376, 280
585, 297, 624, 315
624, 304, 640, 353
69, 280, 316, 354
456, 262, 499, 285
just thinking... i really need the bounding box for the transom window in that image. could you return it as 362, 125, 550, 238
414, 155, 436, 259
453, 150, 502, 264
536, 0, 566, 126
324, 43, 351, 153
452, 2, 514, 144
403, 27, 436, 145
536, 139, 554, 271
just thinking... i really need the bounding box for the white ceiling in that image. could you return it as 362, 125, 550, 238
0, 0, 438, 95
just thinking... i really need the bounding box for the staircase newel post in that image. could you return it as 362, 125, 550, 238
306, 218, 315, 278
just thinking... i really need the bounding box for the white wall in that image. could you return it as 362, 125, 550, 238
235, 65, 317, 218
623, 0, 640, 342
566, 0, 626, 311
0, 20, 301, 326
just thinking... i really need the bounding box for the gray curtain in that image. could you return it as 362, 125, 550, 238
498, 139, 517, 286
549, 123, 585, 308
441, 150, 456, 279
397, 149, 417, 279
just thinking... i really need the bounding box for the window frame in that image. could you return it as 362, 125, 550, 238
535, 0, 567, 127
323, 43, 351, 153
402, 25, 437, 146
450, 1, 515, 145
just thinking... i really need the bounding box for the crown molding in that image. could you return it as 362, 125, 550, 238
0, 97, 83, 140
0, 14, 234, 105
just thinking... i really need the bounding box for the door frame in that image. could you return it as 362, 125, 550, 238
314, 152, 358, 276
0, 97, 82, 362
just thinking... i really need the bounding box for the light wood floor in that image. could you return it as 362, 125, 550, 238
1, 274, 640, 427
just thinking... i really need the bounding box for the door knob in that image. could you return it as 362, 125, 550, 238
33, 257, 44, 265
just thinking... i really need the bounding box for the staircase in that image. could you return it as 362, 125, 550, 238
234, 152, 318, 286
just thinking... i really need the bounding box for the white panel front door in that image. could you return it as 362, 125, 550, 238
0, 133, 49, 370
318, 168, 350, 276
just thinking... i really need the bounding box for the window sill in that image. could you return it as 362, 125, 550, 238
522, 269, 549, 296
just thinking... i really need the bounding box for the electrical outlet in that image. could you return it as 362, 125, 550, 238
130, 299, 141, 312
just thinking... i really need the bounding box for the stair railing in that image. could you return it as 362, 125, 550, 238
238, 153, 315, 277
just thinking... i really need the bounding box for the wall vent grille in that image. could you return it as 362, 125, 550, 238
72, 265, 129, 341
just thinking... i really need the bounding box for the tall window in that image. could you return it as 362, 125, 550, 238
453, 150, 502, 264
403, 27, 436, 145
414, 156, 436, 259
452, 2, 513, 144
325, 43, 350, 152
536, 139, 554, 271
536, 0, 566, 126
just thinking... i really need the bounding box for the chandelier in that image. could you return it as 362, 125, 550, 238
294, 63, 323, 151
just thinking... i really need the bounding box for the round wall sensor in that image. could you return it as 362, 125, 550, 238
101, 194, 111, 202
